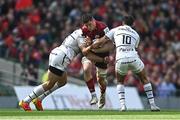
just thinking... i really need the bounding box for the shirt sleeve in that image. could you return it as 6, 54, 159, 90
77, 36, 85, 47
105, 28, 116, 41
135, 34, 140, 48
103, 27, 109, 34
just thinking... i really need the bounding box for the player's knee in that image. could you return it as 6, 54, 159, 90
83, 67, 92, 79
84, 68, 90, 74
140, 76, 149, 84
117, 79, 124, 84
44, 81, 55, 90
57, 80, 67, 87
97, 74, 106, 80
117, 75, 125, 83
97, 77, 107, 85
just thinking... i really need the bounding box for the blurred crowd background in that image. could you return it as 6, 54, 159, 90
0, 0, 179, 97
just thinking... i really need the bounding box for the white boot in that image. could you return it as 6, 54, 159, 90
98, 93, 105, 109
120, 104, 127, 111
90, 95, 98, 105
150, 103, 160, 111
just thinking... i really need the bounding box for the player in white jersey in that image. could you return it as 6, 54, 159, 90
19, 29, 107, 111
91, 15, 160, 111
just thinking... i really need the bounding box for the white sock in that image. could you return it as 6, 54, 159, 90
38, 83, 60, 100
91, 91, 96, 97
117, 84, 125, 106
24, 85, 45, 103
144, 83, 155, 105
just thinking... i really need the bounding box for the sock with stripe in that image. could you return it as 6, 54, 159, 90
24, 85, 45, 103
117, 84, 125, 106
38, 83, 60, 101
144, 83, 155, 105
86, 78, 96, 97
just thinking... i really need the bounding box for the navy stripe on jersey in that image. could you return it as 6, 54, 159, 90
116, 45, 132, 48
62, 54, 67, 65
70, 35, 75, 40
33, 91, 38, 97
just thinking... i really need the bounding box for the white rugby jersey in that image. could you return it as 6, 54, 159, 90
106, 25, 140, 60
59, 29, 84, 60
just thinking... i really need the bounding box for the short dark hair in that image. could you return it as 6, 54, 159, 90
123, 15, 134, 26
81, 13, 93, 24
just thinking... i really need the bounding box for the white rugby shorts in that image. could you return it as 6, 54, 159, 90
49, 47, 71, 71
81, 56, 92, 64
115, 57, 144, 75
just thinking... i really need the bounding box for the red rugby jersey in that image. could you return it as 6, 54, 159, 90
81, 20, 109, 69
81, 20, 108, 40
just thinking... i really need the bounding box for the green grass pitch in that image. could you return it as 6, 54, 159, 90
0, 109, 179, 120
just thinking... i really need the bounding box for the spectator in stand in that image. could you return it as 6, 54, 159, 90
0, 0, 179, 96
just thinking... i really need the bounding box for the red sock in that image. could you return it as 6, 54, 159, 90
86, 78, 95, 93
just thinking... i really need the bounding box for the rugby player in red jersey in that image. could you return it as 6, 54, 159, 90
79, 14, 114, 108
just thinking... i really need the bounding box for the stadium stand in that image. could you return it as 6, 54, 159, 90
0, 0, 179, 97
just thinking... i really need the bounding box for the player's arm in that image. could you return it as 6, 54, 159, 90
79, 38, 93, 56
90, 35, 109, 49
79, 44, 105, 63
82, 35, 112, 54
85, 52, 108, 63
91, 40, 115, 53
91, 28, 116, 49
78, 37, 107, 63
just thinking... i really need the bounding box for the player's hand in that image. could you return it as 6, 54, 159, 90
103, 56, 110, 64
85, 36, 92, 46
91, 39, 101, 48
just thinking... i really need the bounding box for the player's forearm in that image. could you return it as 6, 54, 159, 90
91, 41, 115, 53
85, 52, 104, 63
91, 36, 109, 48
82, 46, 92, 55
80, 44, 92, 56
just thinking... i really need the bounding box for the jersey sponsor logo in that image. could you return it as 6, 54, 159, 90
118, 27, 135, 34
118, 48, 134, 52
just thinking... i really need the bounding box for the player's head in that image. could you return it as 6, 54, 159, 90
122, 15, 134, 26
82, 13, 96, 31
